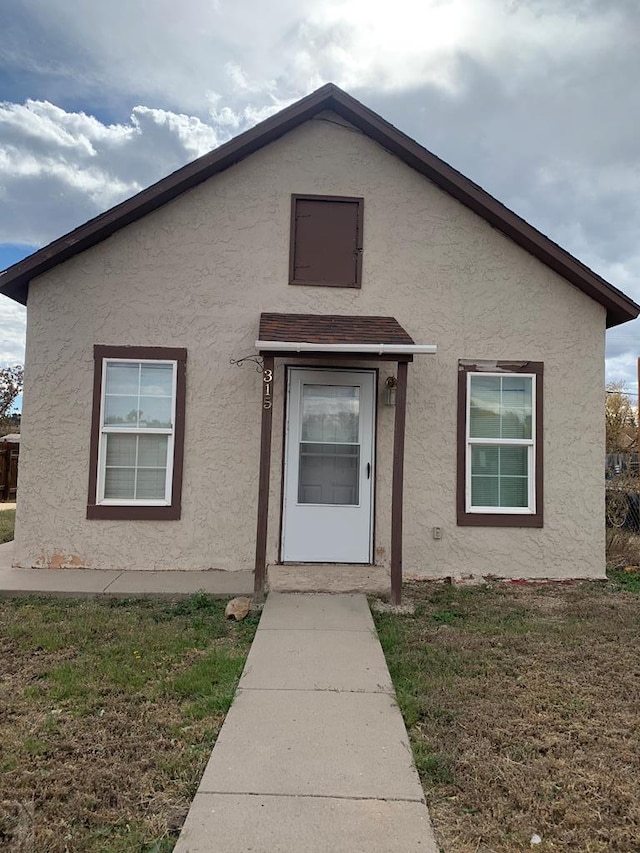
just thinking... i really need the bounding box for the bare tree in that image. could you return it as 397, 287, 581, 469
606, 382, 637, 453
0, 365, 24, 420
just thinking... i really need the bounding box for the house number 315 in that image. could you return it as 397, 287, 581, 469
263, 368, 273, 409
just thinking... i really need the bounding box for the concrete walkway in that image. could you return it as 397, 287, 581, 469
0, 542, 253, 598
174, 593, 438, 852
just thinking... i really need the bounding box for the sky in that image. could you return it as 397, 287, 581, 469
0, 0, 638, 399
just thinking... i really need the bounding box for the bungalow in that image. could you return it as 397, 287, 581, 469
1, 84, 638, 601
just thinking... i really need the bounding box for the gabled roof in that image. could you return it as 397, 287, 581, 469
1, 84, 638, 327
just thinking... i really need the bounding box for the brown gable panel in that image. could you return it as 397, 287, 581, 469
258, 313, 415, 345
0, 84, 638, 328
290, 196, 363, 287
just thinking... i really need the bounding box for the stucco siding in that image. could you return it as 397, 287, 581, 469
14, 114, 606, 578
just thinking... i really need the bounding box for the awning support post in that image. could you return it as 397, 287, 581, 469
254, 354, 274, 599
391, 359, 408, 605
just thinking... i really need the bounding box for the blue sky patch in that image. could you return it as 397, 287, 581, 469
0, 245, 37, 273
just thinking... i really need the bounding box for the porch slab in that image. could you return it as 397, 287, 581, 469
268, 563, 389, 595
258, 592, 375, 631
174, 793, 437, 853
239, 627, 393, 693
0, 565, 122, 596
198, 688, 423, 801
0, 554, 253, 599
103, 569, 253, 597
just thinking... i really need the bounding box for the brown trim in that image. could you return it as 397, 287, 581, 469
289, 196, 297, 285
86, 350, 104, 510
1, 84, 636, 327
260, 350, 413, 363
288, 195, 364, 288
371, 367, 379, 566
277, 364, 290, 564
456, 360, 543, 528
254, 354, 275, 597
390, 360, 408, 604
86, 345, 187, 521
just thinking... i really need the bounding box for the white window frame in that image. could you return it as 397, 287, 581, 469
465, 371, 536, 515
96, 358, 178, 506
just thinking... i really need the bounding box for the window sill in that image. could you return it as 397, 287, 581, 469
457, 511, 543, 528
86, 504, 181, 521
289, 279, 361, 289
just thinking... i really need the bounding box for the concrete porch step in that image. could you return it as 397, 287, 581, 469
267, 563, 389, 595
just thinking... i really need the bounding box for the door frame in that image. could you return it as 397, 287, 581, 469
255, 352, 410, 604
279, 365, 378, 564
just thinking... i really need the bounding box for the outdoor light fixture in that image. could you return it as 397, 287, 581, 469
384, 375, 397, 406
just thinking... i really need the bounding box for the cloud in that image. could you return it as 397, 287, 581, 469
0, 89, 293, 366
2, 1, 633, 114
0, 299, 26, 365
0, 84, 298, 248
0, 99, 227, 245
293, 0, 628, 95
0, 0, 313, 114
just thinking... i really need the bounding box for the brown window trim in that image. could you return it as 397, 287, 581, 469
457, 360, 543, 528
87, 345, 187, 521
289, 194, 364, 288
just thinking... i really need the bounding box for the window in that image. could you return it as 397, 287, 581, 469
457, 361, 543, 527
289, 195, 363, 288
87, 346, 186, 520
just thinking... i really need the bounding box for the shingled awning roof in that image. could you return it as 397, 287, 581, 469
255, 313, 436, 357
258, 313, 415, 345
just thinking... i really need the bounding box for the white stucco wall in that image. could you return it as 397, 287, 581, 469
14, 113, 606, 578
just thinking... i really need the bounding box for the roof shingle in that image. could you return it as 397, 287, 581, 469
258, 313, 415, 346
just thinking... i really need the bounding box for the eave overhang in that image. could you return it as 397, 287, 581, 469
1, 84, 638, 328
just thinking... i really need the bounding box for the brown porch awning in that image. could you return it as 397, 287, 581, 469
258, 313, 415, 344
258, 313, 416, 348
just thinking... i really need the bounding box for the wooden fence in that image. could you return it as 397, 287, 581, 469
0, 441, 19, 502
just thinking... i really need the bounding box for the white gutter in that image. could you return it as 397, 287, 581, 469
255, 341, 437, 355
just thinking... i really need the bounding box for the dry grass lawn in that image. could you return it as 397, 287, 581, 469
0, 508, 15, 544
0, 595, 258, 852
374, 573, 640, 853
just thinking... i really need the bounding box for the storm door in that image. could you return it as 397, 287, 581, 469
282, 368, 375, 563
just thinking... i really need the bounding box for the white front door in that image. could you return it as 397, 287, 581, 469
282, 368, 375, 563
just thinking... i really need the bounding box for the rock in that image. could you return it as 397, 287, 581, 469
225, 597, 252, 621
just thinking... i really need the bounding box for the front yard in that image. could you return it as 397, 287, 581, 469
374, 575, 640, 853
1, 488, 638, 853
0, 595, 258, 852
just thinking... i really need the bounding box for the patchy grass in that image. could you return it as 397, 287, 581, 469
606, 527, 640, 572
0, 594, 258, 852
608, 566, 640, 594
0, 508, 15, 543
374, 578, 640, 853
